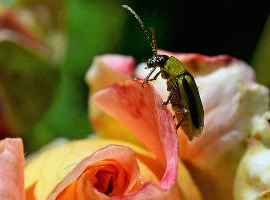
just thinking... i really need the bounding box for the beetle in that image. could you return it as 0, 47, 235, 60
122, 5, 204, 140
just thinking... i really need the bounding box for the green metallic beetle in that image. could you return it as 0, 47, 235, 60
122, 5, 204, 140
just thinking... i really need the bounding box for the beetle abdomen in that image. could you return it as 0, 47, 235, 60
181, 75, 200, 129
178, 72, 204, 139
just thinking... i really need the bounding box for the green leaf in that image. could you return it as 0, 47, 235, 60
28, 0, 126, 152
0, 40, 59, 136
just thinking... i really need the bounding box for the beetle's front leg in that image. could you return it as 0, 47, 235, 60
141, 68, 156, 87
162, 78, 179, 105
146, 70, 161, 81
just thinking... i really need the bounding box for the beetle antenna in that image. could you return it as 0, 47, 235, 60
150, 27, 157, 56
122, 5, 157, 56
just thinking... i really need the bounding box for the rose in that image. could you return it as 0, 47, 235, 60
86, 51, 269, 200
86, 54, 203, 199
23, 79, 181, 200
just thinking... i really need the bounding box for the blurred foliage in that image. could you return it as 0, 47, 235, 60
26, 0, 127, 152
0, 40, 58, 135
253, 14, 270, 88
0, 0, 61, 142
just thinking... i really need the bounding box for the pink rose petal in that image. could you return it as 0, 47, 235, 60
0, 138, 25, 200
102, 55, 134, 75
158, 50, 254, 81
85, 54, 135, 93
86, 54, 142, 145
93, 80, 179, 199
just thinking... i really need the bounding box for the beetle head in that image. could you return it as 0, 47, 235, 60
147, 55, 169, 69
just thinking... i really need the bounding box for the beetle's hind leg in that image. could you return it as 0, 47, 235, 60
172, 104, 189, 129
162, 78, 179, 105
176, 107, 188, 129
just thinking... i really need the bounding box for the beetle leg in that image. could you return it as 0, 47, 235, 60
171, 103, 189, 129
162, 78, 179, 105
147, 70, 161, 81
132, 70, 161, 86
176, 106, 189, 129
142, 68, 156, 87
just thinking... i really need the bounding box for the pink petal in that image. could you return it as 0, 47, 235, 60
158, 50, 254, 81
102, 55, 134, 75
93, 80, 179, 199
0, 138, 25, 200
86, 54, 142, 145
85, 54, 135, 93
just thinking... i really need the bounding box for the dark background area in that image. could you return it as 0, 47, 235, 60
119, 0, 270, 63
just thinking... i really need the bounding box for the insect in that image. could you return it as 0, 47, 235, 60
122, 5, 204, 140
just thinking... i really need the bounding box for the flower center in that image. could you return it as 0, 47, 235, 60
94, 169, 118, 195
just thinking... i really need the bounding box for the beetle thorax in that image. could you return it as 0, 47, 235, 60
163, 56, 187, 78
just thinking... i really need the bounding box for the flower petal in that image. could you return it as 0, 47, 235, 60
93, 80, 179, 199
25, 139, 160, 200
177, 161, 202, 200
175, 54, 268, 200
86, 55, 141, 145
48, 144, 140, 200
85, 54, 135, 93
234, 140, 270, 200
0, 138, 25, 200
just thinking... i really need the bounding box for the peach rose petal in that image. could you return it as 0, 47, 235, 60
0, 138, 25, 200
93, 80, 179, 199
47, 144, 140, 200
24, 139, 160, 199
85, 54, 135, 93
158, 50, 254, 79
86, 55, 142, 146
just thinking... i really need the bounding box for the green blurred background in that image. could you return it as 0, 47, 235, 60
0, 0, 269, 153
